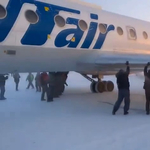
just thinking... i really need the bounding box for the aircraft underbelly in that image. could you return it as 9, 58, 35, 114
0, 45, 150, 73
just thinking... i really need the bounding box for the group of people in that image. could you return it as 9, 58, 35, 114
112, 61, 150, 115
0, 62, 150, 115
0, 72, 68, 102
25, 72, 61, 102
12, 71, 38, 92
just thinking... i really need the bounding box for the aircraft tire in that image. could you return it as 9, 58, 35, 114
95, 81, 104, 93
90, 82, 97, 93
102, 81, 107, 91
106, 81, 114, 92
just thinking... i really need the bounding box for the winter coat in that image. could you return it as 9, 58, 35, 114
40, 72, 49, 86
26, 74, 34, 82
0, 75, 8, 86
143, 65, 150, 91
13, 73, 20, 82
116, 66, 130, 90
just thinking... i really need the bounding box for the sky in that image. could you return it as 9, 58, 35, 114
83, 0, 150, 22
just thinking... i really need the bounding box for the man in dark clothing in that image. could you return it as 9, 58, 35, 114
112, 61, 130, 115
0, 74, 8, 100
143, 62, 150, 115
47, 72, 56, 102
40, 72, 49, 101
35, 72, 41, 92
13, 71, 20, 91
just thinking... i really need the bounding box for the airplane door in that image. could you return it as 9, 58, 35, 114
126, 26, 137, 40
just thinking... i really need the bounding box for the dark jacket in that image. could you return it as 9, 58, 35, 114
13, 73, 20, 82
40, 72, 49, 86
143, 65, 150, 91
116, 66, 130, 90
49, 73, 56, 86
0, 75, 8, 86
35, 73, 41, 84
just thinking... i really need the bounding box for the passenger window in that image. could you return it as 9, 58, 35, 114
99, 24, 107, 34
143, 31, 148, 39
78, 20, 88, 31
117, 27, 123, 35
54, 15, 66, 27
25, 10, 39, 24
0, 5, 7, 19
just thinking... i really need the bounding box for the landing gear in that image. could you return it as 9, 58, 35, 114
90, 81, 114, 93
105, 81, 114, 92
95, 81, 104, 93
82, 74, 114, 93
90, 82, 97, 93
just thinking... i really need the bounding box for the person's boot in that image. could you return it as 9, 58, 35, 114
124, 111, 129, 115
41, 97, 46, 101
0, 97, 6, 100
146, 112, 149, 115
41, 99, 46, 101
47, 97, 53, 102
47, 99, 53, 102
112, 110, 116, 115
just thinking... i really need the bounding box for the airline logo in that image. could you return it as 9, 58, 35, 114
0, 0, 115, 49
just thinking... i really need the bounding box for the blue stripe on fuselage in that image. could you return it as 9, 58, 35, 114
0, 0, 115, 50
55, 17, 84, 48
93, 25, 115, 49
81, 22, 98, 49
21, 2, 80, 45
0, 0, 34, 42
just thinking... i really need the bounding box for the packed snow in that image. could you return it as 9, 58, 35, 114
0, 72, 149, 150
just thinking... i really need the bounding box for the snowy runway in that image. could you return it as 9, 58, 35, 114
0, 72, 149, 150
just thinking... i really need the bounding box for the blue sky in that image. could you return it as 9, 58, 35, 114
83, 0, 150, 22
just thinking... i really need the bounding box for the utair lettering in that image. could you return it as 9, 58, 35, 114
55, 21, 115, 49
0, 0, 115, 49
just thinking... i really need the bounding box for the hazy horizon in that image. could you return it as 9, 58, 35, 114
83, 0, 150, 22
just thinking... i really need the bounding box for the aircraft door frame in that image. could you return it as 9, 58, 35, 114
126, 26, 137, 40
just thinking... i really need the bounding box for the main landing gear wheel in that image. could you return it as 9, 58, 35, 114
90, 82, 97, 93
81, 74, 114, 93
102, 81, 107, 92
95, 81, 104, 93
90, 81, 114, 93
102, 80, 114, 92
105, 81, 114, 92
90, 81, 105, 93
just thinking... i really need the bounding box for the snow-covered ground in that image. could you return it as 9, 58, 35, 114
0, 72, 149, 150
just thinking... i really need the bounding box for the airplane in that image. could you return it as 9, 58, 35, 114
0, 0, 150, 96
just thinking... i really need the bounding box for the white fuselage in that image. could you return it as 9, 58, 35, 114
0, 0, 150, 74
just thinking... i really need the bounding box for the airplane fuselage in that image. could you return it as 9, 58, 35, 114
0, 0, 150, 74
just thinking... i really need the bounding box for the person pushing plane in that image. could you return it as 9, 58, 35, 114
143, 62, 150, 115
112, 61, 130, 115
